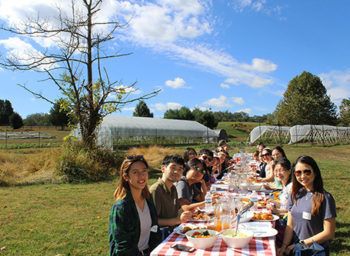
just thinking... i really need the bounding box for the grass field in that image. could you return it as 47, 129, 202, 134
1, 124, 350, 255
1, 143, 350, 255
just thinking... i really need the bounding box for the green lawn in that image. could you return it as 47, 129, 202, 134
1, 145, 350, 255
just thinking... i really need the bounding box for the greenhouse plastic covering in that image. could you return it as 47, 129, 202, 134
249, 126, 290, 144
250, 125, 350, 144
289, 125, 350, 144
73, 115, 218, 149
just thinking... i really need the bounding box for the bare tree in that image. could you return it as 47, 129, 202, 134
0, 0, 160, 149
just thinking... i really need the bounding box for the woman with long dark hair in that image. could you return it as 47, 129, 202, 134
278, 156, 336, 256
109, 155, 161, 256
266, 157, 292, 215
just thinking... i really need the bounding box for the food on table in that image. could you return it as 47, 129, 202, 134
257, 201, 267, 207
222, 230, 250, 238
241, 198, 250, 202
181, 225, 207, 234
252, 212, 273, 220
190, 230, 214, 238
192, 210, 213, 221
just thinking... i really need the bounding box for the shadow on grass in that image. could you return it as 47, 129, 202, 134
330, 221, 350, 253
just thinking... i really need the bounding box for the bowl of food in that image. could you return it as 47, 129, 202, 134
248, 183, 262, 191
220, 229, 253, 248
185, 229, 219, 249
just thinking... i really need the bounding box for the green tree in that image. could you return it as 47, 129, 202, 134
133, 101, 153, 117
178, 107, 194, 120
275, 71, 337, 126
164, 109, 181, 119
9, 112, 23, 129
24, 113, 51, 126
0, 0, 159, 149
339, 98, 350, 126
0, 99, 14, 125
49, 100, 70, 130
192, 109, 218, 129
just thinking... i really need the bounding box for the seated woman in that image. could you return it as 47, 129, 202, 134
266, 157, 292, 215
272, 146, 287, 161
278, 156, 336, 256
183, 147, 197, 163
109, 155, 161, 256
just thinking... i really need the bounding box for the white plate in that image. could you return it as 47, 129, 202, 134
173, 224, 207, 235
252, 213, 279, 222
237, 211, 254, 223
239, 223, 278, 238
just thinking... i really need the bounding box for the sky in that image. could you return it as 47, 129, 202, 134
0, 0, 350, 119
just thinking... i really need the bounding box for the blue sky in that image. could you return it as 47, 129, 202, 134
0, 0, 350, 118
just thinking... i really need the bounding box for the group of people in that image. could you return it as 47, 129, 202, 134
254, 143, 336, 256
108, 141, 336, 256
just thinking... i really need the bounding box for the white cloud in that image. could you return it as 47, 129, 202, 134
165, 77, 186, 88
220, 83, 230, 88
232, 97, 245, 105
153, 102, 182, 111
242, 58, 277, 73
237, 108, 252, 114
122, 107, 135, 111
0, 0, 276, 89
319, 70, 350, 105
203, 95, 231, 108
115, 85, 141, 95
0, 37, 57, 71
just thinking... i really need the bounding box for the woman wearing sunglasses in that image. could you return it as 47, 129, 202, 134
278, 156, 336, 256
109, 156, 161, 256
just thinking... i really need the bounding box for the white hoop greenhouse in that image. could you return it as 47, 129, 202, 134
250, 125, 350, 144
249, 126, 291, 144
73, 115, 219, 149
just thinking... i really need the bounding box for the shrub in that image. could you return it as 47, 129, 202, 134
56, 141, 124, 182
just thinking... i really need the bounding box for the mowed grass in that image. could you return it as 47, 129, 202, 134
1, 144, 350, 255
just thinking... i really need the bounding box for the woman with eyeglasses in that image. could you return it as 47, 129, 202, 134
109, 156, 161, 256
278, 156, 336, 256
266, 157, 292, 215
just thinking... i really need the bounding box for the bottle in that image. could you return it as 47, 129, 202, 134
205, 192, 212, 209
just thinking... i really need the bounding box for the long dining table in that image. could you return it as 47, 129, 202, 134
150, 182, 277, 256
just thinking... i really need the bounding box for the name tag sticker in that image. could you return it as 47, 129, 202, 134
302, 211, 311, 220
151, 225, 158, 232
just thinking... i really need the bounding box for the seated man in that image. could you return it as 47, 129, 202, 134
149, 154, 193, 239
174, 158, 207, 208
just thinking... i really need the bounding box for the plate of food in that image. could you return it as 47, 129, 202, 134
174, 223, 207, 235
251, 212, 279, 222
257, 201, 267, 208
190, 210, 214, 222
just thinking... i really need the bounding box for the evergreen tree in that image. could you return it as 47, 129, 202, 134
49, 100, 70, 130
339, 98, 350, 126
133, 101, 153, 117
9, 112, 23, 129
275, 71, 337, 126
0, 99, 14, 125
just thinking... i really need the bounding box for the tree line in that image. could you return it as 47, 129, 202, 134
0, 99, 70, 130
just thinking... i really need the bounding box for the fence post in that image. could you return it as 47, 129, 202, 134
39, 131, 41, 148
5, 128, 7, 149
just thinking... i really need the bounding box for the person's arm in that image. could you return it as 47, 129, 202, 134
109, 202, 139, 256
302, 218, 336, 245
180, 200, 205, 212
193, 180, 207, 202
261, 164, 274, 182
277, 211, 294, 256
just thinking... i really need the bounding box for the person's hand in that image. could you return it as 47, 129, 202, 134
180, 211, 192, 223
263, 183, 271, 190
285, 244, 295, 255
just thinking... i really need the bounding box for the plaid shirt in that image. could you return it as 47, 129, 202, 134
109, 190, 161, 256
